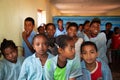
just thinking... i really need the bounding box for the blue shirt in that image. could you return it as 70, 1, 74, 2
77, 58, 112, 80
0, 57, 24, 80
18, 52, 54, 80
22, 31, 36, 58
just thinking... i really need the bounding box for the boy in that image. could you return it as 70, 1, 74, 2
55, 18, 66, 37
22, 17, 36, 58
77, 41, 112, 80
84, 18, 108, 64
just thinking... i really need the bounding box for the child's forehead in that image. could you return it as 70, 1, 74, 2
82, 45, 95, 49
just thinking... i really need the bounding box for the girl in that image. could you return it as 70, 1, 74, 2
45, 35, 82, 80
0, 39, 24, 80
18, 34, 54, 80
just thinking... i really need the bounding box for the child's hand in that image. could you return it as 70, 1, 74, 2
22, 31, 28, 40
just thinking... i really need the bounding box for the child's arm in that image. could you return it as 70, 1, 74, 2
69, 58, 82, 79
98, 58, 112, 80
18, 59, 28, 80
22, 31, 35, 53
45, 60, 54, 80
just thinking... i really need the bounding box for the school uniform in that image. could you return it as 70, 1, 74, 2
45, 55, 82, 80
22, 30, 36, 58
0, 57, 24, 80
54, 27, 66, 37
18, 52, 54, 80
77, 58, 112, 80
84, 32, 108, 64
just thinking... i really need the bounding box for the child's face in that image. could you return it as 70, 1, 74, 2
3, 47, 18, 63
67, 26, 77, 37
33, 36, 48, 55
46, 25, 56, 37
90, 22, 100, 37
81, 45, 98, 64
38, 27, 45, 34
58, 21, 63, 27
24, 21, 34, 34
84, 23, 90, 32
61, 41, 75, 60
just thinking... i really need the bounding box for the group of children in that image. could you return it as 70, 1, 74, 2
0, 17, 113, 80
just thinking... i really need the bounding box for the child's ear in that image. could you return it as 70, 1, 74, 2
58, 48, 63, 54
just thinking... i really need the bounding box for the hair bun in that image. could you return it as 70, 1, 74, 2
3, 38, 7, 42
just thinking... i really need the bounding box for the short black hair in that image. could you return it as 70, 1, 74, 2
57, 18, 63, 23
67, 22, 78, 31
55, 35, 73, 49
90, 18, 101, 27
45, 23, 56, 30
83, 20, 90, 27
114, 26, 119, 32
37, 26, 44, 31
80, 41, 98, 53
0, 39, 17, 56
105, 22, 112, 27
25, 17, 35, 25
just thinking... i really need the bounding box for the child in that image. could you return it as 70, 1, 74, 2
77, 24, 84, 38
45, 35, 82, 80
84, 18, 108, 64
45, 23, 57, 55
82, 20, 90, 41
111, 27, 120, 64
77, 41, 112, 80
0, 39, 24, 80
66, 22, 83, 58
55, 18, 66, 37
37, 25, 45, 34
18, 34, 54, 80
22, 17, 36, 58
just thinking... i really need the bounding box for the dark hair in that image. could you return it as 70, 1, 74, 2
32, 34, 49, 46
114, 26, 119, 32
57, 18, 63, 23
0, 39, 17, 56
55, 35, 73, 49
105, 22, 112, 27
45, 23, 56, 30
37, 26, 44, 31
80, 41, 98, 53
90, 18, 101, 27
67, 22, 78, 31
79, 24, 83, 27
83, 20, 90, 27
25, 17, 35, 25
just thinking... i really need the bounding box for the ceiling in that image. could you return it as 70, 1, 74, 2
49, 0, 120, 15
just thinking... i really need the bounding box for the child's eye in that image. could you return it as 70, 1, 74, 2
90, 51, 95, 53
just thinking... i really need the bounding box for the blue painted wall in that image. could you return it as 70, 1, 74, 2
53, 16, 120, 30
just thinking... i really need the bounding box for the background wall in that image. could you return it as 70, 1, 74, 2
53, 16, 120, 30
0, 0, 61, 46
0, 0, 61, 58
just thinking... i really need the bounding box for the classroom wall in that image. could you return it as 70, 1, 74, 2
0, 0, 61, 46
0, 0, 61, 58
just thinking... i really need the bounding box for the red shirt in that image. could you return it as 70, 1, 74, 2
91, 61, 102, 80
111, 34, 120, 49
